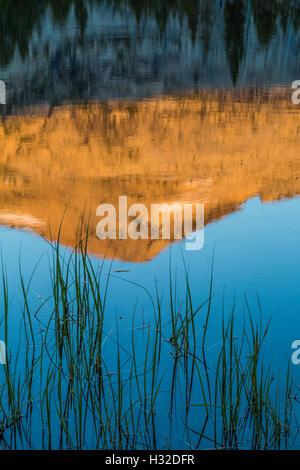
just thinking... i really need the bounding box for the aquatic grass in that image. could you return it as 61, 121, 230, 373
0, 228, 298, 449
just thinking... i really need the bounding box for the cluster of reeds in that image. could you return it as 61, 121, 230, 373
0, 229, 298, 450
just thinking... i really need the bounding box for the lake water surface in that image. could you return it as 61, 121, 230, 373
1, 0, 300, 450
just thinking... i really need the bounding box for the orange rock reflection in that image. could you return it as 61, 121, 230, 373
1, 88, 300, 261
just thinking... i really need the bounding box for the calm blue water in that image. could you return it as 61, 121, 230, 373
1, 196, 300, 448
2, 196, 300, 372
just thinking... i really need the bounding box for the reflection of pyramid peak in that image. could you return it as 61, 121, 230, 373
0, 88, 300, 262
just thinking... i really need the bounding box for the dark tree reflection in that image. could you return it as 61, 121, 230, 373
0, 0, 299, 86
224, 0, 246, 85
251, 0, 278, 48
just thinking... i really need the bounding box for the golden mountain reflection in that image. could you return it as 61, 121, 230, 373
1, 88, 300, 262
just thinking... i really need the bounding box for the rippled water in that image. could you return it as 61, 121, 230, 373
1, 0, 300, 450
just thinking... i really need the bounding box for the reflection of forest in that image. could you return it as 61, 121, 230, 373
1, 0, 300, 86
0, 88, 300, 261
